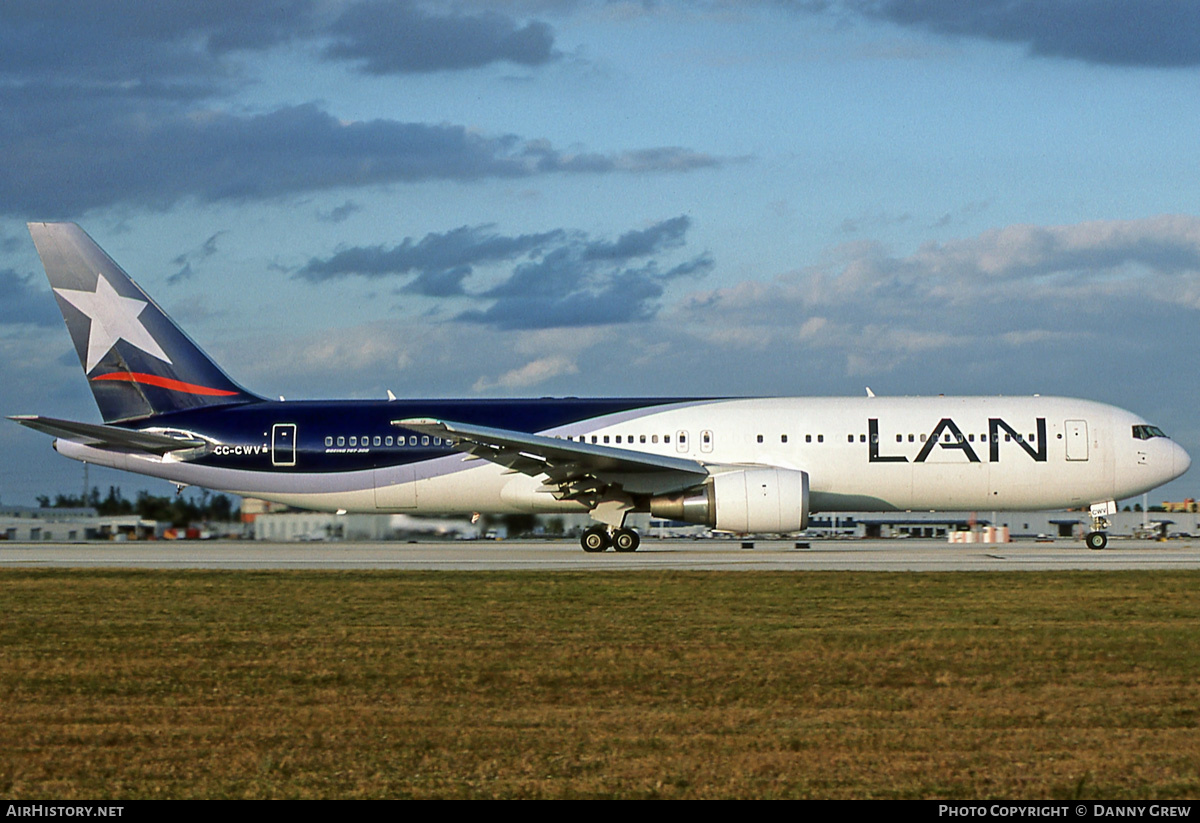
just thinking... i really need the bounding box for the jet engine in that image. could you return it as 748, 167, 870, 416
650, 467, 809, 534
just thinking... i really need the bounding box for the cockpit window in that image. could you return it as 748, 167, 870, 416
1132, 425, 1167, 440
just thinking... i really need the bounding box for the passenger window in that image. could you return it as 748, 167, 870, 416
652, 435, 659, 443
805, 434, 812, 443
781, 434, 787, 443
337, 436, 345, 447
386, 436, 393, 446
756, 434, 763, 443
860, 434, 866, 443
640, 435, 646, 444
603, 435, 610, 444
422, 436, 429, 446
847, 434, 854, 443
410, 436, 417, 445
349, 436, 357, 446
896, 434, 902, 443
908, 434, 914, 442
817, 435, 823, 443
615, 435, 622, 444
373, 436, 382, 446
591, 436, 598, 444
325, 436, 333, 447
664, 435, 670, 444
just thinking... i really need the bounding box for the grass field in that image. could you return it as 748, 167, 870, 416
1, 569, 1198, 799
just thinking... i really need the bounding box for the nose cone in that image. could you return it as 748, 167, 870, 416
1175, 441, 1193, 480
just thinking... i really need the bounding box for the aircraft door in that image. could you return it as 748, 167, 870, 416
272, 423, 297, 466
1065, 420, 1088, 461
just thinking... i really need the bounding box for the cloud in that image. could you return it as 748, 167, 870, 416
317, 201, 363, 224
834, 0, 1200, 68
0, 4, 716, 217
0, 2, 558, 88
0, 270, 59, 326
327, 1, 558, 74
913, 217, 1191, 289
296, 225, 568, 294
677, 215, 1200, 375
0, 99, 719, 216
521, 142, 718, 174
168, 231, 224, 284
462, 216, 714, 329
583, 215, 691, 260
839, 211, 913, 234
0, 1, 316, 95
472, 355, 579, 392
462, 269, 666, 328
482, 218, 699, 299
297, 216, 713, 326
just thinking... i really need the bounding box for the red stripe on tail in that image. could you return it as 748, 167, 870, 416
91, 372, 240, 397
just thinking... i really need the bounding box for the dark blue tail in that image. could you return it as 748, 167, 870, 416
28, 222, 263, 423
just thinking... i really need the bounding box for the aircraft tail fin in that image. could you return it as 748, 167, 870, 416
28, 222, 263, 423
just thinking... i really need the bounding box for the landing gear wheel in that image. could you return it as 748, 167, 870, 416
1085, 531, 1108, 551
581, 526, 610, 553
612, 528, 641, 553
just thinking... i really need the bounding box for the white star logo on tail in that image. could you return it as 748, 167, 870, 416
54, 274, 173, 372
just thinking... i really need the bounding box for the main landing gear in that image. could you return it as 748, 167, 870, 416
580, 525, 641, 553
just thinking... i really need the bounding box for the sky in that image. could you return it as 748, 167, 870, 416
1, 0, 1198, 507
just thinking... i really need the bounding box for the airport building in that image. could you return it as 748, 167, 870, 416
9, 500, 1194, 543
0, 506, 156, 541
251, 510, 480, 541
838, 509, 1199, 540
243, 507, 1200, 542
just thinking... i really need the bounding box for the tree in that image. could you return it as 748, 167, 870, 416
33, 487, 240, 525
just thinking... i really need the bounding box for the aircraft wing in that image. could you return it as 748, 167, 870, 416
9, 415, 206, 455
394, 417, 709, 499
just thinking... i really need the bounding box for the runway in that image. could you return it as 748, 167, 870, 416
3, 537, 1200, 571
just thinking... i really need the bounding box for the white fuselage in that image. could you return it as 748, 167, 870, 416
54, 395, 1191, 517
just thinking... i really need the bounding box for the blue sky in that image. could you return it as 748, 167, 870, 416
2, 0, 1198, 506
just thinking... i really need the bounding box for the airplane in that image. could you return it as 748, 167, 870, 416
9, 222, 1191, 552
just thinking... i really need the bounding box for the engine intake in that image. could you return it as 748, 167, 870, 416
650, 467, 809, 534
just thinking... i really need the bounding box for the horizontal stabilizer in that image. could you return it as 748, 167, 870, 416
8, 415, 206, 455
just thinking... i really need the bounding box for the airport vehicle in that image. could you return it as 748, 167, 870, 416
10, 223, 1191, 551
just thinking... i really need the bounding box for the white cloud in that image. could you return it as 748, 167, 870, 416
472, 355, 579, 392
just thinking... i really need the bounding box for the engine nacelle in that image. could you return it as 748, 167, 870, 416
650, 467, 809, 534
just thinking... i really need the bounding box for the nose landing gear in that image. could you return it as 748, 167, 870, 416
1085, 500, 1115, 550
